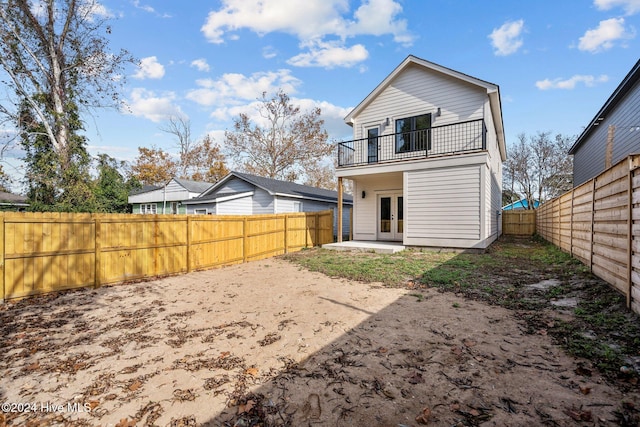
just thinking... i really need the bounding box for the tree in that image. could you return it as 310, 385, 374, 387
160, 115, 197, 179
160, 116, 229, 182
94, 154, 140, 213
188, 135, 229, 182
0, 0, 133, 208
505, 131, 574, 209
0, 164, 12, 192
20, 99, 96, 211
224, 90, 332, 182
130, 146, 177, 186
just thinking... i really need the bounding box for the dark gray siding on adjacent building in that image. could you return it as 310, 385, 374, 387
570, 60, 640, 186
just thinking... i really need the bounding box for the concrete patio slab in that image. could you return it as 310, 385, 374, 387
321, 240, 406, 254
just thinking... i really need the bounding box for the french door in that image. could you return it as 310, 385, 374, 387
377, 193, 403, 241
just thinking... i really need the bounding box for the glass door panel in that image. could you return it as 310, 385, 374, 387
397, 196, 403, 234
380, 196, 391, 233
367, 128, 379, 163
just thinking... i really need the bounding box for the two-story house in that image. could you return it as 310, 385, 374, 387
336, 55, 506, 249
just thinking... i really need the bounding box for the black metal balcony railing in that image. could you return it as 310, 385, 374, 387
337, 119, 486, 168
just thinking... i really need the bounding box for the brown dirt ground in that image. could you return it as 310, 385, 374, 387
0, 255, 638, 426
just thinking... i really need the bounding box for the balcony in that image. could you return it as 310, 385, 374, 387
337, 119, 486, 168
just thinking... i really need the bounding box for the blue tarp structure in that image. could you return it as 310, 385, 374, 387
502, 199, 540, 210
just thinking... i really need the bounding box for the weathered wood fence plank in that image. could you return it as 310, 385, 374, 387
536, 154, 640, 314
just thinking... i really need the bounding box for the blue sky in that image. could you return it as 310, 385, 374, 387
3, 0, 640, 190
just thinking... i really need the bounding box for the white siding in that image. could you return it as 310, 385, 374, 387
405, 165, 481, 244
217, 195, 253, 215
352, 173, 403, 241
186, 202, 216, 214
216, 177, 254, 194
253, 188, 274, 213
483, 101, 503, 241
275, 197, 301, 213
353, 64, 486, 139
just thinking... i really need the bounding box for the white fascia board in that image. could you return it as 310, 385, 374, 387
215, 191, 254, 203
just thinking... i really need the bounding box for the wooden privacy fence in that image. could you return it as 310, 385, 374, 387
0, 210, 334, 301
536, 154, 640, 314
502, 210, 536, 236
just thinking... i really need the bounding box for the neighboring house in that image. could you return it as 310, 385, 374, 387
336, 55, 506, 249
502, 199, 539, 211
128, 178, 213, 214
183, 171, 352, 238
568, 59, 640, 186
0, 191, 28, 211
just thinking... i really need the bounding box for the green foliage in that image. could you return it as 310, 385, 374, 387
94, 154, 140, 213
1, 0, 134, 212
20, 98, 96, 212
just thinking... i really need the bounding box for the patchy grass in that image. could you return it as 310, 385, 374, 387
284, 236, 640, 387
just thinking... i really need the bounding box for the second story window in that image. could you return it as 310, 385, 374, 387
396, 113, 431, 153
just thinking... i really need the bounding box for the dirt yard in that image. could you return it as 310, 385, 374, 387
0, 252, 638, 426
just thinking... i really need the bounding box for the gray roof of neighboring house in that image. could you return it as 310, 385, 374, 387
128, 178, 213, 197
0, 191, 28, 205
186, 171, 353, 204
129, 184, 162, 196
569, 58, 640, 155
172, 178, 214, 193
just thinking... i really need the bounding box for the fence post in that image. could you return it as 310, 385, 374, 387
570, 188, 574, 256
590, 179, 596, 272
94, 215, 101, 288
243, 216, 248, 262
315, 212, 319, 246
0, 214, 4, 302
186, 216, 192, 273
627, 159, 633, 308
284, 215, 289, 254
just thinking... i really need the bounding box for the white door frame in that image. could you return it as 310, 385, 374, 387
377, 192, 403, 241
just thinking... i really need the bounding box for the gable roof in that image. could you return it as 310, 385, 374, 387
128, 178, 214, 197
344, 54, 506, 161
194, 171, 353, 204
568, 58, 640, 155
171, 177, 214, 193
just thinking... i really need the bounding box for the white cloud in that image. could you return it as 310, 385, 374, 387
75, 1, 112, 22
200, 0, 414, 68
132, 0, 155, 13
488, 19, 525, 56
346, 0, 412, 45
133, 56, 165, 79
287, 40, 369, 68
262, 46, 278, 59
594, 0, 640, 15
297, 99, 353, 139
535, 74, 609, 90
124, 88, 182, 122
191, 58, 211, 72
185, 69, 301, 108
210, 97, 352, 141
578, 18, 635, 52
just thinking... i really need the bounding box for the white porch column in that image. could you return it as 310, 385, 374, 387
337, 177, 343, 243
